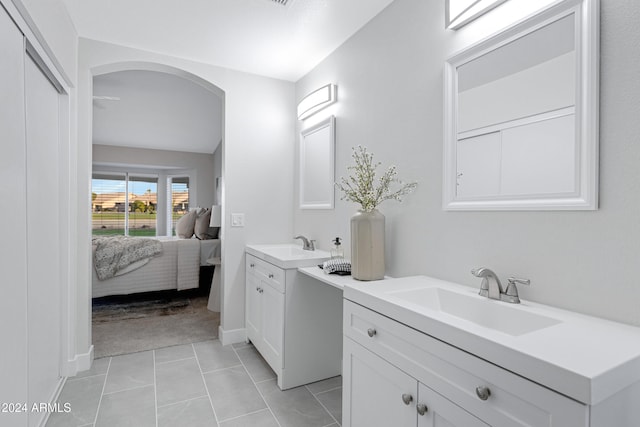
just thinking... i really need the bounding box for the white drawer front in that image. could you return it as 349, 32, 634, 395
246, 254, 285, 293
344, 300, 588, 427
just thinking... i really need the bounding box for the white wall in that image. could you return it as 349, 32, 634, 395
76, 38, 295, 354
11, 0, 77, 84
294, 0, 640, 326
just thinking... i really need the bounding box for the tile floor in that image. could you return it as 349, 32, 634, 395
47, 340, 342, 427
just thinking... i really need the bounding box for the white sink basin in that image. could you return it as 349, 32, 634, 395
343, 275, 640, 406
256, 245, 314, 259
388, 286, 561, 336
246, 244, 331, 269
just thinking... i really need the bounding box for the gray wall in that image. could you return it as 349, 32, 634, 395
93, 144, 216, 235
294, 0, 640, 326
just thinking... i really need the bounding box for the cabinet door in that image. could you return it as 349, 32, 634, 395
417, 383, 488, 427
343, 337, 417, 427
260, 280, 284, 369
245, 268, 261, 344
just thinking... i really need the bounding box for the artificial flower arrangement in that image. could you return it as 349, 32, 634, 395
335, 145, 417, 212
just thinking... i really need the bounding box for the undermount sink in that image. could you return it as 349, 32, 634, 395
387, 286, 561, 336
245, 244, 331, 269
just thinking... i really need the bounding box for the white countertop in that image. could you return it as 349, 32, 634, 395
246, 244, 330, 269
298, 266, 361, 290
344, 275, 640, 406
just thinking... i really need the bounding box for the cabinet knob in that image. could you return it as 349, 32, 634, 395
260, 289, 264, 293
416, 403, 428, 416
268, 273, 274, 279
475, 386, 491, 401
401, 393, 413, 405
256, 287, 260, 291
250, 263, 255, 268
367, 328, 377, 338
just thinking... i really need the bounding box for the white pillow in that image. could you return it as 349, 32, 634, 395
194, 208, 212, 240
175, 210, 197, 238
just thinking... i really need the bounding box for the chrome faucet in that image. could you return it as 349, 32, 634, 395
471, 267, 503, 300
471, 267, 530, 304
293, 235, 315, 251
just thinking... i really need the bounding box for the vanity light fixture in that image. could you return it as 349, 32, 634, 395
297, 84, 337, 120
445, 0, 508, 30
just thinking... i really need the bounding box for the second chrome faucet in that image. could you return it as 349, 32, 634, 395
471, 267, 530, 304
293, 235, 315, 251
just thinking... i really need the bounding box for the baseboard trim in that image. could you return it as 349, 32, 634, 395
218, 326, 246, 346
63, 345, 94, 377
37, 376, 66, 427
76, 345, 94, 373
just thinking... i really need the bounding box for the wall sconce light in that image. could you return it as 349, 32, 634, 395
445, 0, 508, 30
297, 84, 337, 120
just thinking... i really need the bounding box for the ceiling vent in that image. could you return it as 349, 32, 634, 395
266, 0, 294, 6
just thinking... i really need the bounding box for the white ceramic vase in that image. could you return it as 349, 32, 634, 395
350, 209, 385, 281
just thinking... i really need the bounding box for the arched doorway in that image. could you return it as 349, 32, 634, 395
89, 62, 226, 357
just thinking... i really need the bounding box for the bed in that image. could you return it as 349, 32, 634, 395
92, 236, 220, 298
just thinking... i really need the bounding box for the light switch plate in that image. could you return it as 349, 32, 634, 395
231, 213, 245, 227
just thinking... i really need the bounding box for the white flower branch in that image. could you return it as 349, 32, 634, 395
336, 146, 417, 212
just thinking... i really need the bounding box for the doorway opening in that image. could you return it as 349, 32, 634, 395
90, 66, 225, 358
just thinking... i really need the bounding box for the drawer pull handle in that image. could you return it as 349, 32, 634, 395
268, 273, 274, 279
416, 403, 428, 415
475, 386, 491, 401
367, 328, 377, 338
401, 394, 413, 405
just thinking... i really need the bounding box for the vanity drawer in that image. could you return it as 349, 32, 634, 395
344, 300, 587, 427
246, 254, 285, 293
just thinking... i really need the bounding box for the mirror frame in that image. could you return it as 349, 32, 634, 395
443, 0, 599, 211
299, 116, 335, 210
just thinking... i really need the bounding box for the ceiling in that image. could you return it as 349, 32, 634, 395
62, 0, 396, 82
93, 70, 222, 153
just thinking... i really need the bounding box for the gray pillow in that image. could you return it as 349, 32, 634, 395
194, 208, 212, 240
175, 210, 197, 238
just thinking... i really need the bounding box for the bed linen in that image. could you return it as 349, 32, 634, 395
92, 237, 220, 298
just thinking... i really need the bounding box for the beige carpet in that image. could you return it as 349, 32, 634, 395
92, 295, 219, 358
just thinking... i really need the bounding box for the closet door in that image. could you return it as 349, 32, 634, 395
25, 49, 62, 426
0, 4, 29, 425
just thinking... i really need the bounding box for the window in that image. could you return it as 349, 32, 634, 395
168, 176, 190, 236
92, 172, 158, 236
128, 176, 158, 236
92, 173, 126, 235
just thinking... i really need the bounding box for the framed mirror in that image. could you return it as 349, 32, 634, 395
299, 116, 335, 209
443, 0, 599, 210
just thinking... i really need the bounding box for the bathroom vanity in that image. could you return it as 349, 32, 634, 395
342, 276, 640, 426
245, 244, 342, 390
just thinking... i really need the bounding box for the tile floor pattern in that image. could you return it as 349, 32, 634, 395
47, 340, 342, 427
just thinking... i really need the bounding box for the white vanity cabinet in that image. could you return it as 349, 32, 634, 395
344, 338, 488, 427
343, 300, 588, 427
245, 251, 343, 390
245, 255, 285, 370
